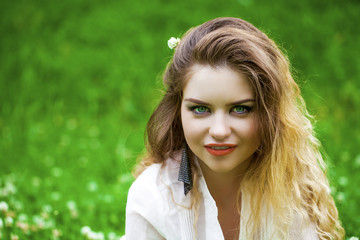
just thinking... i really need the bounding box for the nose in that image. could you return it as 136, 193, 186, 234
209, 113, 231, 140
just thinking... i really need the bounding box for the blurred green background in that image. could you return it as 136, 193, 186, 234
0, 0, 359, 239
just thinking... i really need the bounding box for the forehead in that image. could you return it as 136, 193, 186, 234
183, 64, 254, 101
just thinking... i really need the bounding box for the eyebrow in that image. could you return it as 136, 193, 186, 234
184, 98, 255, 106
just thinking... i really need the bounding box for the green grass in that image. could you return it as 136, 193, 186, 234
0, 0, 359, 239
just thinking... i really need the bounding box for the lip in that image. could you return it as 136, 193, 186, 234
205, 143, 237, 156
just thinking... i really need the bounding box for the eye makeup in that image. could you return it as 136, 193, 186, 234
188, 106, 210, 115
184, 98, 255, 116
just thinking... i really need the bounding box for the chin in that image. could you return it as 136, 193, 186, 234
207, 161, 238, 174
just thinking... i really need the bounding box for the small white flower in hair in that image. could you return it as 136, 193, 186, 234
168, 37, 180, 49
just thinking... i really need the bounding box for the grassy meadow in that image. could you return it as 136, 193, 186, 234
0, 0, 359, 239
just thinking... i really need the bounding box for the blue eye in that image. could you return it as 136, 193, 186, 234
190, 106, 210, 115
231, 105, 252, 115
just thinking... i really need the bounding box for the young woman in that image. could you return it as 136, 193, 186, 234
125, 17, 344, 240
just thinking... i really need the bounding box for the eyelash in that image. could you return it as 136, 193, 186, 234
188, 105, 253, 115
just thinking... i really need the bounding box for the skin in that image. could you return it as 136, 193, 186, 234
181, 64, 261, 239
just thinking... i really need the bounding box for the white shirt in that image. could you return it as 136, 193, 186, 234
125, 153, 319, 240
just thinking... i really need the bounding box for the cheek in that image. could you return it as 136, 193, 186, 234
249, 118, 259, 135
181, 107, 204, 142
238, 118, 261, 144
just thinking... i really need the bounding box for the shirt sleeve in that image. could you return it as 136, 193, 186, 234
125, 166, 166, 240
300, 223, 319, 240
289, 214, 320, 240
125, 211, 165, 240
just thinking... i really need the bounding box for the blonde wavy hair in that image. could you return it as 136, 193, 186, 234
135, 17, 344, 239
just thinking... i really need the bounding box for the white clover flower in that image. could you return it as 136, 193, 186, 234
87, 231, 98, 240
5, 181, 17, 195
32, 215, 45, 229
338, 176, 348, 186
336, 192, 345, 202
16, 221, 30, 233
87, 181, 98, 192
0, 201, 8, 212
67, 200, 77, 211
70, 209, 79, 218
120, 235, 126, 240
108, 232, 117, 240
81, 226, 92, 236
349, 237, 359, 240
168, 37, 181, 49
52, 228, 62, 238
96, 232, 105, 240
18, 213, 28, 222
42, 204, 53, 213
5, 216, 13, 227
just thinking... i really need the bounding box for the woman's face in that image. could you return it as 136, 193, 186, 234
181, 65, 260, 175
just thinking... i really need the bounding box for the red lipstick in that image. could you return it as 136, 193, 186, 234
205, 144, 237, 156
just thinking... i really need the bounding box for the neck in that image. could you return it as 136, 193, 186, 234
197, 157, 251, 201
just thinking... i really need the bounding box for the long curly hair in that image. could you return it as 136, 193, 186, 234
135, 17, 344, 239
